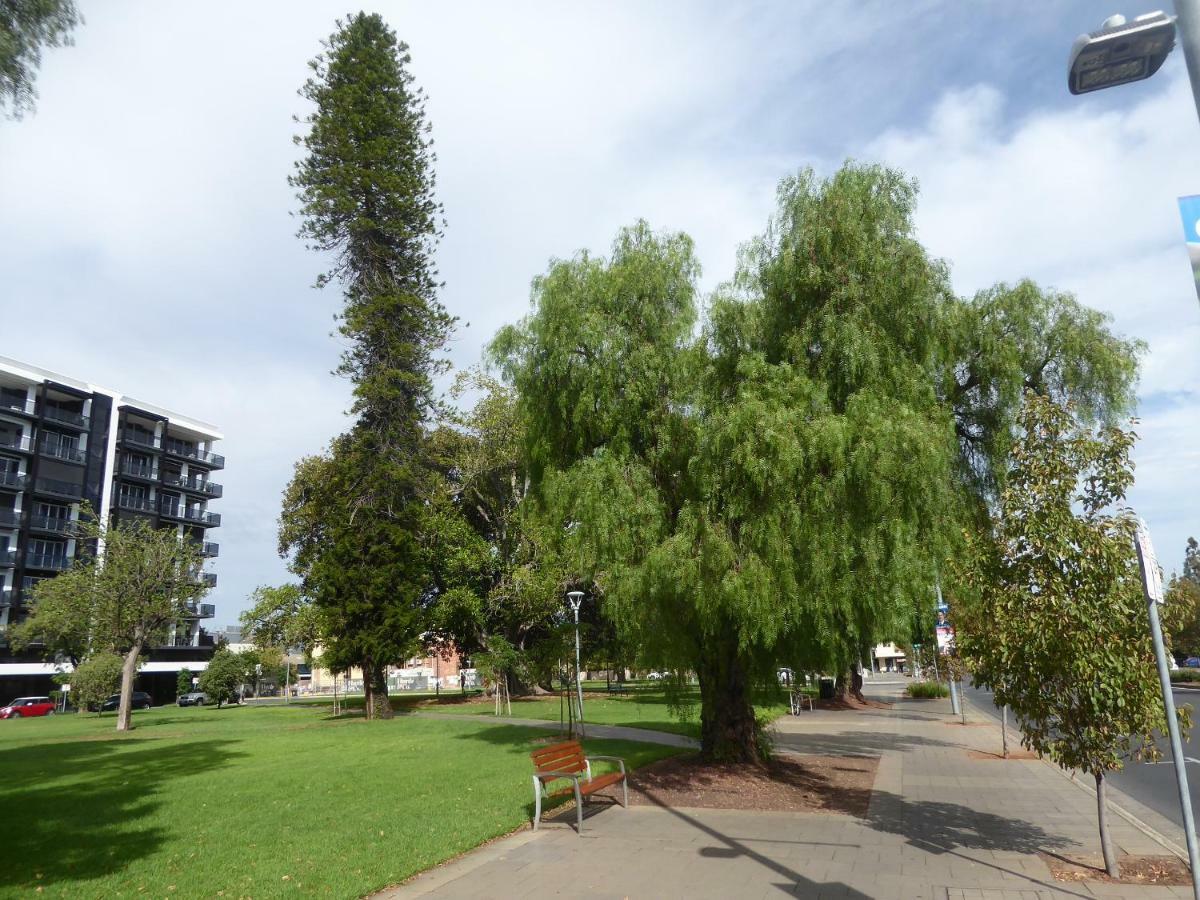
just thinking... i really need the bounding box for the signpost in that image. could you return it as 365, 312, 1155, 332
1135, 517, 1200, 900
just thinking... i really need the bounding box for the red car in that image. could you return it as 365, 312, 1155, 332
0, 696, 56, 718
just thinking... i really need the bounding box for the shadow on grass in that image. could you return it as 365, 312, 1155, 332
0, 738, 244, 892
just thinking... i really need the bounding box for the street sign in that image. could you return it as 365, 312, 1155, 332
1135, 517, 1166, 605
1179, 195, 1200, 304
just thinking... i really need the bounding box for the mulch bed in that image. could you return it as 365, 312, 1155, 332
622, 753, 879, 816
967, 748, 1038, 760
1039, 851, 1192, 885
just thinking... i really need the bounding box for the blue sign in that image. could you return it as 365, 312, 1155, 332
1179, 195, 1200, 303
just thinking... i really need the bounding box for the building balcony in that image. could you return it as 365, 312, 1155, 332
163, 440, 225, 470
0, 508, 20, 528
41, 406, 89, 429
34, 477, 82, 500
164, 502, 219, 526
25, 552, 70, 571
0, 472, 29, 493
116, 495, 156, 514
162, 475, 222, 498
0, 397, 36, 417
201, 572, 217, 587
184, 600, 216, 619
0, 549, 15, 567
119, 429, 160, 451
0, 434, 32, 454
38, 441, 86, 465
0, 588, 12, 608
201, 541, 219, 558
28, 514, 71, 534
119, 460, 158, 481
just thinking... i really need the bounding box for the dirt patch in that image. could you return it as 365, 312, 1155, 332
1039, 852, 1191, 885
967, 749, 1038, 760
621, 753, 878, 816
812, 695, 892, 711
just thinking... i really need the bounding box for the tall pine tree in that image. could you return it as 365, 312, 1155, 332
285, 13, 452, 720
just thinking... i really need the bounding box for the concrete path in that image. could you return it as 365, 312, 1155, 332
381, 684, 1196, 899
409, 710, 699, 748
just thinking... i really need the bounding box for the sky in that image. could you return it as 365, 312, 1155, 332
2, 1, 1197, 626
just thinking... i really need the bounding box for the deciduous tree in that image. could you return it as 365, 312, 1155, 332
957, 393, 1184, 879
71, 652, 124, 716
0, 0, 80, 118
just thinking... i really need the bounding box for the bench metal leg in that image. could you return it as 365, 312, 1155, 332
573, 781, 584, 835
621, 776, 628, 809
532, 776, 542, 830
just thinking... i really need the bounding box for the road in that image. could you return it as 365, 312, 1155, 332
961, 682, 1200, 830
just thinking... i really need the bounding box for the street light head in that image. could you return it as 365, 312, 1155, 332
566, 590, 585, 612
1068, 11, 1176, 95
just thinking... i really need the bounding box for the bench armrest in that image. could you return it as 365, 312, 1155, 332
586, 755, 626, 774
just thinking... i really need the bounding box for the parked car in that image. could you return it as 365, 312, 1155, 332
0, 696, 55, 719
1185, 658, 1200, 668
100, 691, 153, 712
646, 671, 666, 681
177, 691, 209, 707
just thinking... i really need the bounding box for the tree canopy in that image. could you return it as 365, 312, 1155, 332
0, 0, 80, 118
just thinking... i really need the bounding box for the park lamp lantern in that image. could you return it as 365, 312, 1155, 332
1068, 12, 1176, 94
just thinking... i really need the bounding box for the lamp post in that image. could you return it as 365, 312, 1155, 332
567, 591, 585, 736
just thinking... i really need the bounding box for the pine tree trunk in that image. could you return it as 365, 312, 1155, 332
366, 661, 392, 720
116, 641, 143, 732
697, 645, 761, 763
1095, 771, 1120, 878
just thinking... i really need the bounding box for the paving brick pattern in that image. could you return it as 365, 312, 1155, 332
380, 683, 1194, 899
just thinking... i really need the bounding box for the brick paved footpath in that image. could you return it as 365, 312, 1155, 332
380, 682, 1195, 899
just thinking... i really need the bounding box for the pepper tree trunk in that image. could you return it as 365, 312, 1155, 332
365, 660, 392, 720
116, 640, 144, 732
697, 642, 761, 763
1095, 772, 1120, 878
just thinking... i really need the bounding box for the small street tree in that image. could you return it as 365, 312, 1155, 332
199, 648, 247, 708
71, 652, 124, 715
13, 509, 210, 731
177, 668, 194, 696
958, 393, 1185, 879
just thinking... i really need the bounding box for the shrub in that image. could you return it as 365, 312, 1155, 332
72, 652, 125, 713
906, 681, 949, 699
1172, 668, 1200, 683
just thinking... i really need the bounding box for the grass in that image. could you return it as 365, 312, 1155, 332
394, 683, 794, 738
906, 680, 950, 699
0, 702, 682, 898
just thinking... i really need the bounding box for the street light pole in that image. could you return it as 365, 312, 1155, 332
1175, 0, 1200, 125
567, 591, 585, 737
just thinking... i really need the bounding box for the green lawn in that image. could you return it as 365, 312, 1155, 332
398, 683, 796, 738
0, 703, 681, 898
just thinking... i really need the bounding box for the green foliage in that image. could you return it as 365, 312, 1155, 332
199, 648, 247, 708
1172, 668, 1200, 683
0, 0, 80, 118
177, 669, 193, 695
906, 681, 949, 699
1185, 537, 1200, 585
71, 653, 124, 715
958, 393, 1185, 776
1164, 573, 1200, 658
239, 583, 322, 659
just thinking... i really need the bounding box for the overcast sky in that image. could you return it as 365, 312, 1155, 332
2, 2, 1197, 626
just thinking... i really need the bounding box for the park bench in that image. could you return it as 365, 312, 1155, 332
530, 739, 628, 834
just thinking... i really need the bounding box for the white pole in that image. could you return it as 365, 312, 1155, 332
1174, 0, 1200, 127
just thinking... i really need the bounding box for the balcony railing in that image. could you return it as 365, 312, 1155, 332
38, 441, 86, 464
34, 477, 82, 499
120, 429, 160, 450
0, 434, 32, 453
117, 495, 155, 514
163, 440, 225, 469
162, 475, 222, 498
201, 541, 219, 558
29, 514, 70, 533
41, 406, 88, 428
0, 397, 36, 416
184, 508, 220, 526
0, 472, 28, 492
120, 460, 157, 480
0, 588, 12, 608
0, 509, 19, 527
0, 549, 15, 567
184, 600, 216, 619
201, 573, 217, 587
25, 552, 70, 571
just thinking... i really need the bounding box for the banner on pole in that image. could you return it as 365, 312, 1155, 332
1178, 195, 1200, 303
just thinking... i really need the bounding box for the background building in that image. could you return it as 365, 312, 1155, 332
0, 356, 223, 702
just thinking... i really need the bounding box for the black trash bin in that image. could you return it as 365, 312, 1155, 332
818, 676, 835, 700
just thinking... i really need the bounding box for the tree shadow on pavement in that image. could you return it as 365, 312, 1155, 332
771, 728, 959, 757
0, 738, 244, 893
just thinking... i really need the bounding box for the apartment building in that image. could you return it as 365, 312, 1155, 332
0, 356, 223, 701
